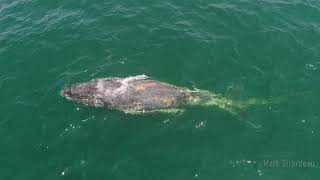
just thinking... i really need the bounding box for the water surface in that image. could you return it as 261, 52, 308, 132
1, 0, 320, 179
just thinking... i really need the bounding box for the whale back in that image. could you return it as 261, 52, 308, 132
97, 78, 189, 112
61, 76, 191, 113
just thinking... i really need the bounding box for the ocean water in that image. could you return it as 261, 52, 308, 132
1, 0, 320, 179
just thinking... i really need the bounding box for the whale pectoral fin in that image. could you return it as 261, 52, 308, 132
158, 108, 185, 115
124, 108, 185, 115
224, 106, 262, 129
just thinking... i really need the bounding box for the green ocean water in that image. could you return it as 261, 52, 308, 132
1, 0, 320, 179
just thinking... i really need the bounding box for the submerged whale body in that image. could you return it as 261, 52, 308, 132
60, 75, 216, 113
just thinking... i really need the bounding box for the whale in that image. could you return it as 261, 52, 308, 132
60, 75, 218, 113
60, 75, 278, 127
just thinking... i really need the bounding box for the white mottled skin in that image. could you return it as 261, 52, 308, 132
96, 79, 105, 94
96, 75, 148, 97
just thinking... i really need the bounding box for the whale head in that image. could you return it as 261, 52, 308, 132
60, 81, 104, 107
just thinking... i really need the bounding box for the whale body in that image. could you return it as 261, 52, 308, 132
61, 75, 279, 128
60, 75, 217, 113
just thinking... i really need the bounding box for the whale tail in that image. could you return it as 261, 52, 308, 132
194, 90, 287, 129
209, 90, 314, 129
215, 96, 285, 129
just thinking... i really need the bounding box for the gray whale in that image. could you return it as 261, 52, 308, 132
60, 75, 216, 113
60, 74, 278, 128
